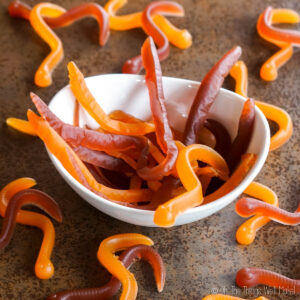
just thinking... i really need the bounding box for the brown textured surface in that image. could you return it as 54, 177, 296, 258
0, 0, 299, 299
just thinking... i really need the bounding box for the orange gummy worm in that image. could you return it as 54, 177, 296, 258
6, 118, 37, 136
203, 153, 257, 205
257, 7, 300, 81
0, 178, 60, 279
97, 233, 154, 300
104, 0, 192, 49
255, 100, 293, 151
202, 295, 268, 300
27, 109, 151, 203
9, 1, 110, 46
29, 3, 65, 87
154, 144, 229, 227
230, 60, 293, 151
236, 182, 278, 245
229, 60, 248, 98
67, 61, 155, 136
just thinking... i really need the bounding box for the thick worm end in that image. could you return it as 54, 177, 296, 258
122, 58, 143, 74
236, 225, 255, 245
100, 31, 110, 46
236, 267, 257, 287
34, 69, 52, 87
35, 258, 54, 279
260, 62, 278, 81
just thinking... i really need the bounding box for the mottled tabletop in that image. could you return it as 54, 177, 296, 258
0, 0, 299, 299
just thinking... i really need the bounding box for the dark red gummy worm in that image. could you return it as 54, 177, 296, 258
225, 98, 255, 172
122, 1, 184, 74
236, 267, 300, 294
0, 189, 62, 249
47, 244, 166, 300
183, 46, 242, 145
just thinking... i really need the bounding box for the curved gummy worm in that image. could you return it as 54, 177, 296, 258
47, 244, 165, 300
236, 197, 300, 225
257, 7, 300, 81
9, 0, 109, 46
204, 119, 232, 157
154, 144, 229, 227
236, 182, 278, 245
202, 295, 269, 300
29, 3, 65, 87
0, 189, 62, 249
97, 233, 154, 300
122, 1, 184, 74
0, 179, 62, 279
236, 267, 300, 293
255, 100, 293, 151
104, 0, 192, 49
203, 153, 257, 204
229, 60, 293, 151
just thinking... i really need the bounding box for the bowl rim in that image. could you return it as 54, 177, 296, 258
47, 73, 270, 218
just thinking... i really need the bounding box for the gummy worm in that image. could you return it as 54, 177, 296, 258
104, 0, 192, 49
236, 181, 278, 245
0, 189, 62, 249
137, 37, 178, 181
235, 197, 300, 225
122, 1, 185, 74
67, 61, 155, 135
225, 98, 255, 172
236, 267, 300, 293
229, 60, 293, 151
29, 3, 65, 87
0, 178, 62, 279
154, 144, 229, 227
9, 1, 110, 46
47, 244, 165, 300
97, 233, 154, 300
257, 7, 300, 81
6, 117, 37, 136
203, 153, 257, 204
183, 46, 242, 145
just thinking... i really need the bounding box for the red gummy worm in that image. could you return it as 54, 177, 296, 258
122, 1, 184, 74
236, 267, 300, 294
137, 37, 178, 181
183, 46, 242, 145
225, 98, 255, 172
47, 244, 165, 300
0, 189, 62, 249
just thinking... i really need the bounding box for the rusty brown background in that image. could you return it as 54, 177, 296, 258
0, 0, 299, 299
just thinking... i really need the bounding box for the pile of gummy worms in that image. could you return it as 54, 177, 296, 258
2, 0, 299, 299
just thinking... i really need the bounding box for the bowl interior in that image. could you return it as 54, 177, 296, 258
48, 74, 270, 227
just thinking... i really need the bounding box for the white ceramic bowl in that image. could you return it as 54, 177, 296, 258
48, 74, 270, 227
